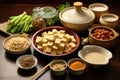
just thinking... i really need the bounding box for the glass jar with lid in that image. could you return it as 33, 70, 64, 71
40, 6, 58, 26
32, 7, 46, 31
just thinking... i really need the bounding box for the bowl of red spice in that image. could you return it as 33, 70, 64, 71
68, 58, 86, 75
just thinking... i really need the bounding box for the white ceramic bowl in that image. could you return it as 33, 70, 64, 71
78, 45, 112, 67
3, 34, 31, 55
16, 55, 38, 69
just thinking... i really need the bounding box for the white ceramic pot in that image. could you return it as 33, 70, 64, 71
59, 2, 95, 31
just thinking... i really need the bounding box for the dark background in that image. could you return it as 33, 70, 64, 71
0, 0, 120, 4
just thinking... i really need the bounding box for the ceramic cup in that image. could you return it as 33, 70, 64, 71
99, 13, 119, 29
89, 3, 109, 23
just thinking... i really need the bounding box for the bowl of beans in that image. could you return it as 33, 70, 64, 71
88, 26, 119, 49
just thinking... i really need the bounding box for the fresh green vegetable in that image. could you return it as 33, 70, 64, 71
7, 11, 33, 33
57, 2, 71, 13
54, 2, 71, 25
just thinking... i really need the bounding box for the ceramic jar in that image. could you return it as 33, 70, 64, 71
59, 2, 95, 31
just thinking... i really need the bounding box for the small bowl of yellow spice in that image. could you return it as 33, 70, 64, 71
68, 58, 86, 75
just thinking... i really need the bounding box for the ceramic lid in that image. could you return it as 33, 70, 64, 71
61, 2, 95, 24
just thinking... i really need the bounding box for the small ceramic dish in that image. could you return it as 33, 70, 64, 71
88, 26, 119, 49
3, 34, 31, 55
99, 13, 119, 29
89, 3, 108, 22
49, 59, 67, 76
78, 45, 112, 67
16, 55, 38, 69
68, 58, 86, 75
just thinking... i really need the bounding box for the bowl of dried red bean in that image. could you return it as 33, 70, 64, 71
88, 26, 119, 49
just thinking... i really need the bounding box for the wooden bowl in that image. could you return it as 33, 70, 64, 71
88, 26, 119, 49
32, 26, 80, 57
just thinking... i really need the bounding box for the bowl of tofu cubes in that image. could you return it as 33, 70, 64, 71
32, 26, 80, 56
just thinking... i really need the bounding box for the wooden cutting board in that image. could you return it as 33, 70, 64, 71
0, 22, 12, 35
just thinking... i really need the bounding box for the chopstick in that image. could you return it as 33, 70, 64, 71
29, 61, 52, 80
29, 57, 58, 80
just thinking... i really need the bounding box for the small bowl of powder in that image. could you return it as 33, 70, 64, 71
16, 55, 38, 69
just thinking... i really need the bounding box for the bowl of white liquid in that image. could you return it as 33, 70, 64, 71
78, 45, 112, 67
89, 3, 109, 22
99, 13, 119, 29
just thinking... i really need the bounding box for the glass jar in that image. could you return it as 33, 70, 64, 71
32, 7, 46, 31
40, 6, 58, 26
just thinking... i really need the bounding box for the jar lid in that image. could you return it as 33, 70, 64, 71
60, 2, 95, 24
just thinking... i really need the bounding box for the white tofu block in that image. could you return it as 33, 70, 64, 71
51, 49, 57, 55
59, 43, 65, 49
35, 36, 42, 44
47, 35, 54, 41
42, 43, 47, 48
70, 36, 76, 43
58, 34, 64, 38
57, 50, 63, 54
52, 29, 58, 34
45, 47, 52, 53
41, 32, 47, 37
47, 42, 53, 46
52, 45, 58, 50
42, 38, 48, 43
59, 30, 65, 34
61, 38, 67, 43
48, 31, 53, 35
55, 38, 61, 45
69, 42, 76, 48
37, 45, 43, 51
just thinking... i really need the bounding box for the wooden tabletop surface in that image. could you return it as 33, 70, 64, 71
0, 3, 120, 80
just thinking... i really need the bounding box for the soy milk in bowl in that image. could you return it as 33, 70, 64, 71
89, 3, 108, 22
78, 45, 112, 67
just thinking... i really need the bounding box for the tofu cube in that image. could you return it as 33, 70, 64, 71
47, 35, 54, 41
58, 34, 64, 38
57, 50, 63, 54
37, 45, 43, 51
59, 43, 65, 50
45, 47, 52, 53
41, 32, 47, 37
59, 30, 65, 34
55, 38, 61, 45
51, 49, 57, 55
70, 36, 76, 43
52, 45, 58, 50
64, 44, 72, 52
42, 43, 47, 48
69, 42, 76, 48
64, 34, 71, 42
48, 31, 53, 35
52, 29, 58, 34
35, 36, 42, 44
42, 38, 48, 43
47, 42, 53, 46
61, 38, 67, 43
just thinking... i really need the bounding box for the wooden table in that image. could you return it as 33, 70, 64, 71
0, 3, 120, 80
